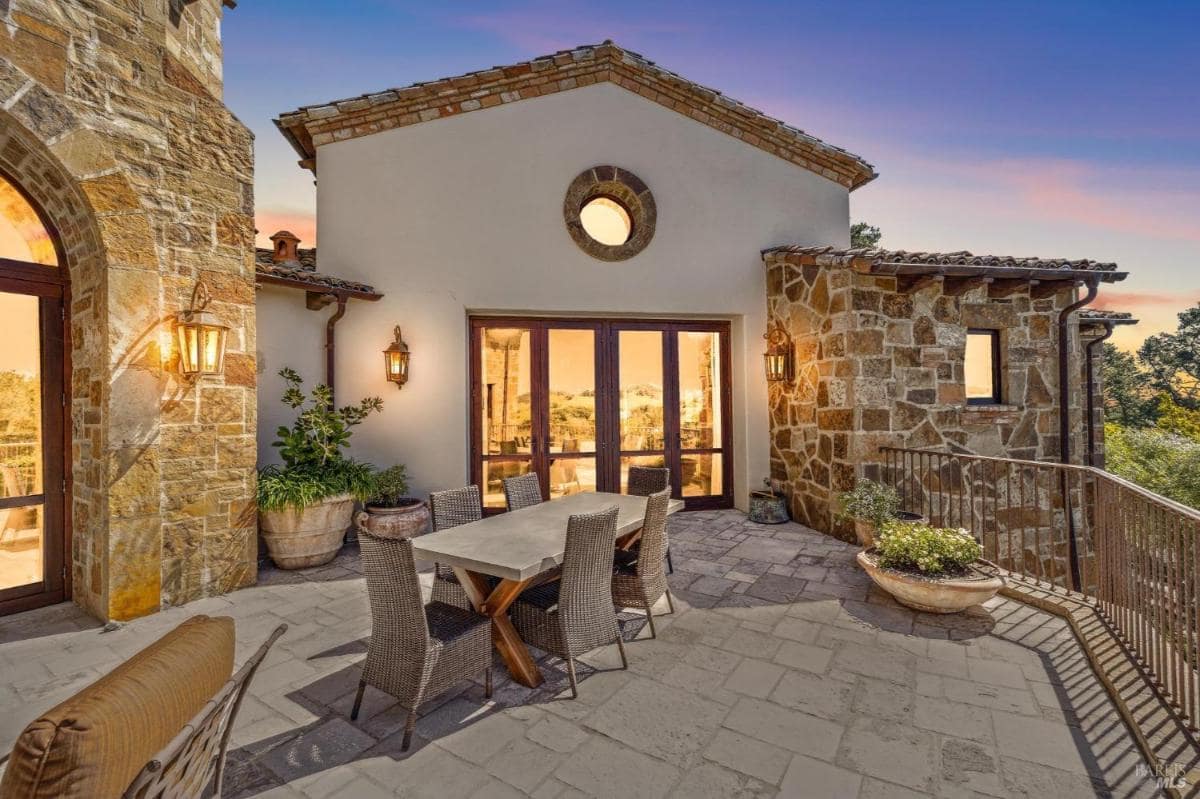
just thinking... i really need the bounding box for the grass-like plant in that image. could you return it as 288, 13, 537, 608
367, 464, 413, 508
837, 478, 901, 528
875, 520, 982, 576
257, 368, 383, 512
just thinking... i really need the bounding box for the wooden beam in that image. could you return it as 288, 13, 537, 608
897, 274, 944, 294
942, 276, 993, 297
987, 278, 1033, 299
1031, 280, 1077, 300
305, 291, 336, 310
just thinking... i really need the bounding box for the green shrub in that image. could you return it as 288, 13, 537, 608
1104, 423, 1200, 510
837, 479, 901, 528
257, 368, 383, 511
876, 520, 982, 575
369, 465, 411, 507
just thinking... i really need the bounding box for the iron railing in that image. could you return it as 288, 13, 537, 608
880, 445, 1200, 729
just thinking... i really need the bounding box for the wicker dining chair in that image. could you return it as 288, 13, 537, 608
612, 488, 675, 639
352, 532, 492, 751
511, 506, 627, 698
626, 466, 674, 574
428, 485, 483, 609
122, 624, 287, 799
503, 472, 543, 511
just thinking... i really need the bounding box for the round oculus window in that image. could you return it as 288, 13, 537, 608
579, 196, 632, 246
564, 166, 656, 261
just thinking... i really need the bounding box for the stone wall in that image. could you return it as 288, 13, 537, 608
765, 252, 1091, 541
0, 0, 255, 620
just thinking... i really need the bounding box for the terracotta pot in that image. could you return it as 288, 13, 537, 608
356, 499, 430, 540
856, 549, 1004, 614
259, 493, 355, 570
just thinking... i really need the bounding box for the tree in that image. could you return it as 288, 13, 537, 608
1138, 304, 1200, 410
850, 221, 881, 249
1100, 343, 1157, 427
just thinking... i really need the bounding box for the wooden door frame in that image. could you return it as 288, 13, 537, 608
0, 264, 72, 615
469, 315, 733, 512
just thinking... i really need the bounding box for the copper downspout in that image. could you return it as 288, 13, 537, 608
1085, 322, 1116, 467
326, 294, 347, 406
1057, 277, 1099, 590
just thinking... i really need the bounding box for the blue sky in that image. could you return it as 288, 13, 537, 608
223, 1, 1200, 350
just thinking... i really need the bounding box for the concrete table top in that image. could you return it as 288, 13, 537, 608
411, 492, 684, 582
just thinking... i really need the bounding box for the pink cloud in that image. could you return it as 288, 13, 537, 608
1093, 290, 1200, 310
255, 210, 316, 249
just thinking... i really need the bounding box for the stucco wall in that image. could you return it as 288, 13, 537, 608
259, 82, 850, 507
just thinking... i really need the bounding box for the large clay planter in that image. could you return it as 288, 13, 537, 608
259, 493, 355, 569
355, 499, 430, 540
857, 549, 1004, 614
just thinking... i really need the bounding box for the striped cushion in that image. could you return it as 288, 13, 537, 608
0, 615, 235, 799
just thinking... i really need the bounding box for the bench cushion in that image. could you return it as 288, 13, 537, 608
0, 614, 235, 799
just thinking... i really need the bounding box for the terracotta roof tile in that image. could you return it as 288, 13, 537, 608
275, 41, 876, 190
254, 248, 378, 296
763, 245, 1121, 273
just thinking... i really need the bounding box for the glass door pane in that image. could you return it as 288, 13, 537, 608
678, 330, 724, 498
617, 330, 666, 491
547, 328, 597, 499
0, 291, 44, 592
479, 327, 534, 508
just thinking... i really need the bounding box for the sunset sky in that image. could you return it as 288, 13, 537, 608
224, 1, 1199, 352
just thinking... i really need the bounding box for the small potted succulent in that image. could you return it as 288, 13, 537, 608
857, 520, 1004, 614
356, 464, 430, 540
837, 478, 923, 548
257, 368, 382, 569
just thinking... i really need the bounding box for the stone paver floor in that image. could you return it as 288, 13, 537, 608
0, 511, 1156, 798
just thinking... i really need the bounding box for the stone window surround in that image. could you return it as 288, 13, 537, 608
563, 165, 656, 262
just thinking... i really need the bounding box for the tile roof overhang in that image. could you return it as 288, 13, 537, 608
254, 248, 381, 300
762, 245, 1128, 284
274, 41, 877, 190
1078, 309, 1139, 327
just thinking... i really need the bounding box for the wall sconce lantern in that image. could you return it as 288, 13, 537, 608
763, 325, 794, 383
176, 278, 228, 381
383, 325, 410, 389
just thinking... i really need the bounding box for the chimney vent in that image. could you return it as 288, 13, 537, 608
269, 230, 301, 263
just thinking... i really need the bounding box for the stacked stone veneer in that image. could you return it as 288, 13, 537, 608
0, 0, 255, 620
765, 251, 1091, 542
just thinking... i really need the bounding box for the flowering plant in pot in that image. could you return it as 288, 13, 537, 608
837, 478, 923, 548
856, 520, 1003, 614
356, 464, 430, 540
257, 368, 382, 569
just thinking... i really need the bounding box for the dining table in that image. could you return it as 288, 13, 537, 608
411, 491, 685, 688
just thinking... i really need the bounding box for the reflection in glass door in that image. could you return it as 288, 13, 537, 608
0, 292, 45, 593
617, 330, 667, 492
677, 331, 724, 498
547, 328, 598, 499
477, 327, 534, 509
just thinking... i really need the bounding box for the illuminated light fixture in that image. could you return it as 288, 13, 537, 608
176, 278, 228, 381
763, 324, 794, 383
383, 325, 410, 389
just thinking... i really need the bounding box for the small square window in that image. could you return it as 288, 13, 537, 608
965, 330, 1001, 405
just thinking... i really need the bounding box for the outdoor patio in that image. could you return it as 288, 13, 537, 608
0, 511, 1153, 798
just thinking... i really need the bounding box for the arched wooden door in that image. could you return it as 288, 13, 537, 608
0, 172, 69, 616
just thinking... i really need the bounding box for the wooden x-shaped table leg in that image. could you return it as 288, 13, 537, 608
453, 567, 544, 688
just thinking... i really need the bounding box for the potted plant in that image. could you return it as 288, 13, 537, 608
837, 478, 923, 548
257, 368, 382, 569
356, 464, 430, 540
857, 520, 1004, 614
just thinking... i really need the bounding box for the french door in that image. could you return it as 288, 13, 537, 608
470, 317, 732, 512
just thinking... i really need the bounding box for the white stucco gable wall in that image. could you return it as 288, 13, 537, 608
258, 80, 850, 508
